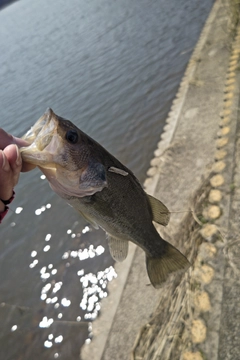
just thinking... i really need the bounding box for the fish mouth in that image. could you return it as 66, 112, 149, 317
20, 108, 108, 198
21, 108, 52, 145
20, 108, 60, 168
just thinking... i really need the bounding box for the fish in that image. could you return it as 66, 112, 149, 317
20, 108, 190, 288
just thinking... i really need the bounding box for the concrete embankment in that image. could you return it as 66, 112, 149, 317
82, 1, 240, 359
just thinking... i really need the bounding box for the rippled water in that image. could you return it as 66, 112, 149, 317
0, 0, 213, 358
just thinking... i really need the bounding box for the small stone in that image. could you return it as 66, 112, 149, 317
210, 174, 224, 187
230, 54, 238, 60
183, 351, 203, 360
229, 64, 237, 72
219, 117, 230, 126
200, 224, 218, 241
195, 242, 217, 264
191, 319, 207, 343
232, 48, 240, 55
217, 127, 230, 136
161, 132, 171, 141
229, 59, 238, 66
209, 189, 222, 203
216, 137, 228, 148
226, 71, 236, 80
225, 78, 235, 86
154, 148, 162, 157
200, 242, 217, 258
207, 205, 221, 219
223, 99, 233, 108
172, 98, 179, 105
150, 157, 160, 167
200, 264, 215, 284
163, 123, 171, 132
194, 291, 211, 312
224, 85, 235, 93
143, 177, 154, 188
223, 92, 234, 100
167, 111, 175, 118
215, 150, 227, 160
147, 167, 157, 177
223, 108, 231, 116
212, 161, 226, 173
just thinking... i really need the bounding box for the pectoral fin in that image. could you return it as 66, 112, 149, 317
108, 236, 129, 262
147, 194, 170, 226
77, 210, 99, 229
108, 167, 128, 176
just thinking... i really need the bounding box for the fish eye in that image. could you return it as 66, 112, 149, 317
66, 130, 78, 144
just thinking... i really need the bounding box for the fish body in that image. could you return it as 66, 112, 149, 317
21, 109, 190, 288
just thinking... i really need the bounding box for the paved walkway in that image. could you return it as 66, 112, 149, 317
81, 1, 240, 359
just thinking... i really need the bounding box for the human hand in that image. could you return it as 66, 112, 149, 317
0, 128, 35, 213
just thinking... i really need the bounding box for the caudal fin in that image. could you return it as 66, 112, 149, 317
146, 242, 190, 288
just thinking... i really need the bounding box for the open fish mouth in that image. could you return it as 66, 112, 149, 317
20, 108, 108, 197
21, 108, 56, 148
20, 108, 60, 168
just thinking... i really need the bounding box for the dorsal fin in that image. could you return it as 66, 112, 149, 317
147, 194, 170, 226
108, 236, 129, 262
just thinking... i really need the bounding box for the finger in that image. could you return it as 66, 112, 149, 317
3, 143, 36, 172
0, 150, 10, 171
0, 129, 30, 150
0, 128, 14, 150
12, 137, 35, 171
2, 145, 22, 187
2, 144, 21, 167
0, 151, 14, 200
12, 136, 31, 148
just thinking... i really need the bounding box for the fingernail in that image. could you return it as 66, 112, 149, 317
15, 145, 22, 166
1, 152, 9, 171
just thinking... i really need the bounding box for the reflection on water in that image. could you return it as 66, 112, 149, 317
0, 184, 116, 359
0, 0, 214, 358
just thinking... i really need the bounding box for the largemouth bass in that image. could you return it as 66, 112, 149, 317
20, 109, 190, 288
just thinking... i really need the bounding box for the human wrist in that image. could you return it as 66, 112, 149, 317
0, 191, 15, 223
0, 191, 15, 205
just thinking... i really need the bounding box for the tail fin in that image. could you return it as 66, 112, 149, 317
146, 242, 190, 288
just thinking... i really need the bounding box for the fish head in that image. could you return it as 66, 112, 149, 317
20, 108, 107, 197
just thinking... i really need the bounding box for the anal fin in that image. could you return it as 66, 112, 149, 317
147, 194, 170, 226
108, 236, 129, 262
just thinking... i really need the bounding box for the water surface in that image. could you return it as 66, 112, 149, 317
0, 0, 214, 358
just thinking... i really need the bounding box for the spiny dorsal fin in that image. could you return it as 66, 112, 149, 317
108, 236, 129, 262
108, 167, 128, 176
146, 242, 190, 288
147, 194, 170, 226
